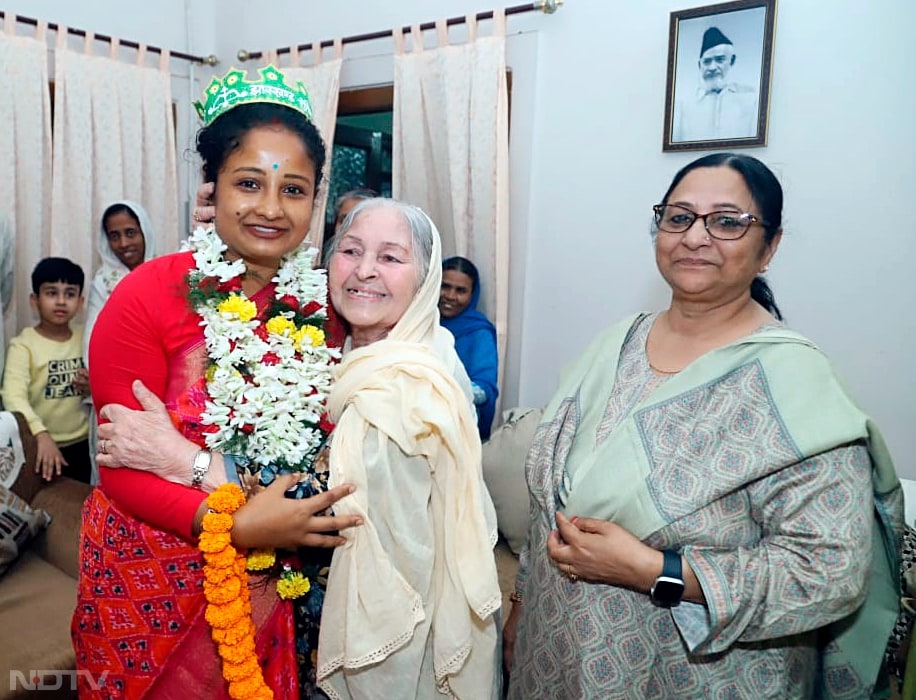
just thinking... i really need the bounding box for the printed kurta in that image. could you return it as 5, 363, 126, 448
509, 313, 901, 699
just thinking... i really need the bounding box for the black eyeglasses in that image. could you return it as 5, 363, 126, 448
652, 204, 767, 241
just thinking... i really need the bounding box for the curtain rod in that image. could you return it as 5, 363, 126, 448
0, 10, 220, 65
236, 0, 563, 62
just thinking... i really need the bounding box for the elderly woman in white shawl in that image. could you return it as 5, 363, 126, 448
316, 198, 501, 699
90, 198, 503, 699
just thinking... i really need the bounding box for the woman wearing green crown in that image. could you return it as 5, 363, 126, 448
72, 67, 364, 699
75, 65, 502, 700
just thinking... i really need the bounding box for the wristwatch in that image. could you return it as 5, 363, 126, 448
649, 549, 685, 607
191, 450, 212, 489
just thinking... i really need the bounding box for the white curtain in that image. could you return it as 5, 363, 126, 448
0, 19, 52, 343
50, 32, 179, 283
392, 12, 510, 399
268, 43, 343, 251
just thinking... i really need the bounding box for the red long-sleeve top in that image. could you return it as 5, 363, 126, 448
91, 251, 213, 539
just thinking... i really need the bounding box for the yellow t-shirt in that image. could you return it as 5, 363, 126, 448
1, 326, 89, 444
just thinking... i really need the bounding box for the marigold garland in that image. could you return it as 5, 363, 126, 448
201, 483, 273, 699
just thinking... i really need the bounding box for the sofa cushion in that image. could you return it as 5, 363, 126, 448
481, 407, 542, 555
0, 550, 79, 699
0, 485, 51, 577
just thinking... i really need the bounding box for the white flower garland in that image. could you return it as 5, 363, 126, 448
184, 226, 339, 469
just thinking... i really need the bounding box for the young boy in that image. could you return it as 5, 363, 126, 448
1, 258, 91, 483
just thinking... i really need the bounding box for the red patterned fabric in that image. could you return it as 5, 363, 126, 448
73, 488, 299, 699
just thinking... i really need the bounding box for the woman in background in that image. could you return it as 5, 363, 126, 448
439, 256, 498, 440
83, 200, 158, 483
332, 187, 378, 231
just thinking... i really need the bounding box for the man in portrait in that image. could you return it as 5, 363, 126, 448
672, 26, 759, 142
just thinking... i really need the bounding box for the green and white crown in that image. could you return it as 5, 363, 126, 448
194, 65, 313, 126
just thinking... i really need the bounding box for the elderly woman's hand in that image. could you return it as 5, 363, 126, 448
191, 181, 215, 227
231, 474, 363, 549
547, 512, 661, 591
97, 379, 199, 484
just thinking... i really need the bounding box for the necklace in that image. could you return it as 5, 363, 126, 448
185, 226, 340, 470
647, 358, 682, 375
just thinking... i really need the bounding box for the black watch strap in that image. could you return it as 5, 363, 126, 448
662, 549, 682, 580
650, 549, 685, 607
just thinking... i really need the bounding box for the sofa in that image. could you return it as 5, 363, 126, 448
482, 408, 544, 616
0, 412, 92, 700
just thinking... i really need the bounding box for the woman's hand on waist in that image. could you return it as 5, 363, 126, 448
230, 474, 364, 550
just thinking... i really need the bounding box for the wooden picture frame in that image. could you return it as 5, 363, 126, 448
662, 0, 777, 152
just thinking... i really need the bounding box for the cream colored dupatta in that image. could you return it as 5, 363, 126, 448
317, 209, 501, 699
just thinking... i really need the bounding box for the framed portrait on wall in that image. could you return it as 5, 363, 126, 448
662, 0, 777, 152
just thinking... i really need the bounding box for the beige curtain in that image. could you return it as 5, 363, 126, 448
0, 19, 52, 341
392, 12, 510, 401
50, 32, 179, 283
267, 44, 343, 251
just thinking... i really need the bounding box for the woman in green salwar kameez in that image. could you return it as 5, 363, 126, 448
504, 153, 902, 699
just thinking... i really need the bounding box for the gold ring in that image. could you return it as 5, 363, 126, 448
99, 439, 108, 454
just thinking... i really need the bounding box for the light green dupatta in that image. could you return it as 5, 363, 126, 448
538, 313, 901, 696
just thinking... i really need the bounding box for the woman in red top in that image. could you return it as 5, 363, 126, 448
72, 69, 362, 699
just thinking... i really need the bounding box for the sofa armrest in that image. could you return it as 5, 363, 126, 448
30, 477, 92, 579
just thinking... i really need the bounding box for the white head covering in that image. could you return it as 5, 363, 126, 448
84, 200, 158, 366
318, 201, 501, 698
95, 200, 157, 287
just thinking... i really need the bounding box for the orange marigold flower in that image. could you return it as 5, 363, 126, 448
235, 556, 252, 577
204, 596, 247, 629
206, 548, 240, 571
199, 530, 233, 553
204, 575, 242, 606
229, 678, 272, 700
211, 617, 253, 646
223, 656, 260, 682
204, 563, 235, 585
207, 483, 246, 514
202, 511, 234, 534
219, 635, 256, 665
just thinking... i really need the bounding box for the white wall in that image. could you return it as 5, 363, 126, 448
5, 0, 915, 476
